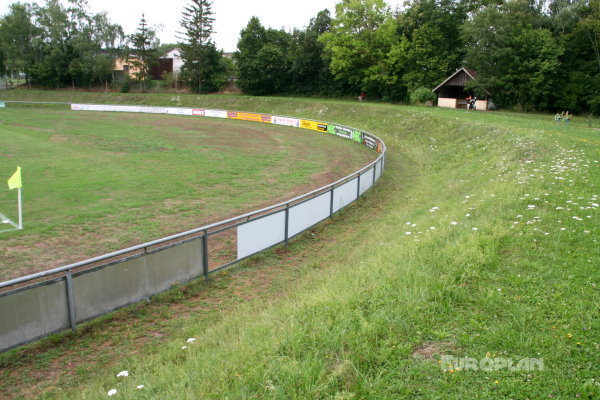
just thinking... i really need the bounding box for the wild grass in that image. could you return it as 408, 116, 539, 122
0, 91, 598, 399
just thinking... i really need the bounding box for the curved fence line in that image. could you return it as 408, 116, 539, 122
0, 102, 386, 352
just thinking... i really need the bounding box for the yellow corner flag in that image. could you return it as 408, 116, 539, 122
7, 166, 22, 190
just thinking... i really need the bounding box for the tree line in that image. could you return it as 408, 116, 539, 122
235, 0, 599, 113
0, 0, 229, 93
1, 0, 598, 113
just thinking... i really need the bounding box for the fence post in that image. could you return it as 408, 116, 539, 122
65, 270, 77, 333
329, 185, 335, 216
202, 230, 209, 280
357, 173, 361, 198
284, 204, 290, 245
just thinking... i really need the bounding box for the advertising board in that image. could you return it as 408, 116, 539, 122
227, 111, 272, 123
326, 124, 353, 140
193, 109, 228, 118
300, 119, 328, 132
272, 116, 300, 127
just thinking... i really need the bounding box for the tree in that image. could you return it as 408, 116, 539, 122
0, 3, 38, 84
461, 0, 562, 111
552, 0, 600, 113
396, 0, 467, 92
0, 48, 4, 77
178, 0, 221, 93
319, 0, 392, 95
235, 17, 270, 94
234, 19, 294, 95
67, 1, 124, 89
288, 9, 340, 95
579, 0, 600, 72
29, 0, 73, 88
128, 14, 160, 87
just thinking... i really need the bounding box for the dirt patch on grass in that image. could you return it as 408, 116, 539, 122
50, 134, 69, 142
8, 122, 55, 133
412, 341, 455, 360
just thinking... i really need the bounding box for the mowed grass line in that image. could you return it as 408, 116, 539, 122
0, 93, 598, 399
0, 106, 375, 280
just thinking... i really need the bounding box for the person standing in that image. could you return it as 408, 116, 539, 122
565, 111, 572, 125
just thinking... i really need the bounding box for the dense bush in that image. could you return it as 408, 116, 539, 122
409, 87, 437, 105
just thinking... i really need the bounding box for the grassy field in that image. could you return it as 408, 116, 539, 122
0, 91, 598, 399
0, 103, 374, 280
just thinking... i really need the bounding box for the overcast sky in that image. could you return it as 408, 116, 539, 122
0, 0, 403, 52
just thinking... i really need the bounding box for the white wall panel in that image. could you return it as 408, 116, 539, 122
333, 178, 358, 213
359, 168, 375, 195
288, 192, 331, 237
237, 211, 286, 259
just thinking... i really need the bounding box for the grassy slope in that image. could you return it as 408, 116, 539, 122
0, 105, 373, 279
0, 92, 598, 399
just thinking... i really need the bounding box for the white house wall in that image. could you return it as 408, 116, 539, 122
166, 49, 184, 74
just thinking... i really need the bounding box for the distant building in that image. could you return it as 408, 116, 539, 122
164, 48, 184, 75
113, 57, 142, 82
432, 68, 490, 111
113, 48, 233, 81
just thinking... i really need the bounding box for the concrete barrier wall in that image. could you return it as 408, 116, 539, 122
0, 238, 203, 351
73, 239, 203, 323
0, 280, 70, 350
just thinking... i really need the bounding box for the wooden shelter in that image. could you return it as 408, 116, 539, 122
433, 68, 490, 110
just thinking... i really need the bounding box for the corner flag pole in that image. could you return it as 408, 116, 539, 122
7, 166, 23, 230
17, 186, 22, 229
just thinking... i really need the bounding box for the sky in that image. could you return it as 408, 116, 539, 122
0, 0, 403, 53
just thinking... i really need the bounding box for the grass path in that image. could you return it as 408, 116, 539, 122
0, 92, 598, 399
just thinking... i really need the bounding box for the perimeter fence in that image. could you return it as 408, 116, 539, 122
0, 102, 386, 352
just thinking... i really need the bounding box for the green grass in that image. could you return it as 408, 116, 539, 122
0, 91, 598, 399
0, 103, 374, 280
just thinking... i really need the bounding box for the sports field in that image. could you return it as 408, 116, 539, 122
0, 104, 375, 281
0, 92, 598, 399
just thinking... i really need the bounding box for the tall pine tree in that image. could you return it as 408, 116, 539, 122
178, 0, 219, 93
129, 14, 159, 88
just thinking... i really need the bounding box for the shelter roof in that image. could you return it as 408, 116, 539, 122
432, 67, 488, 94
